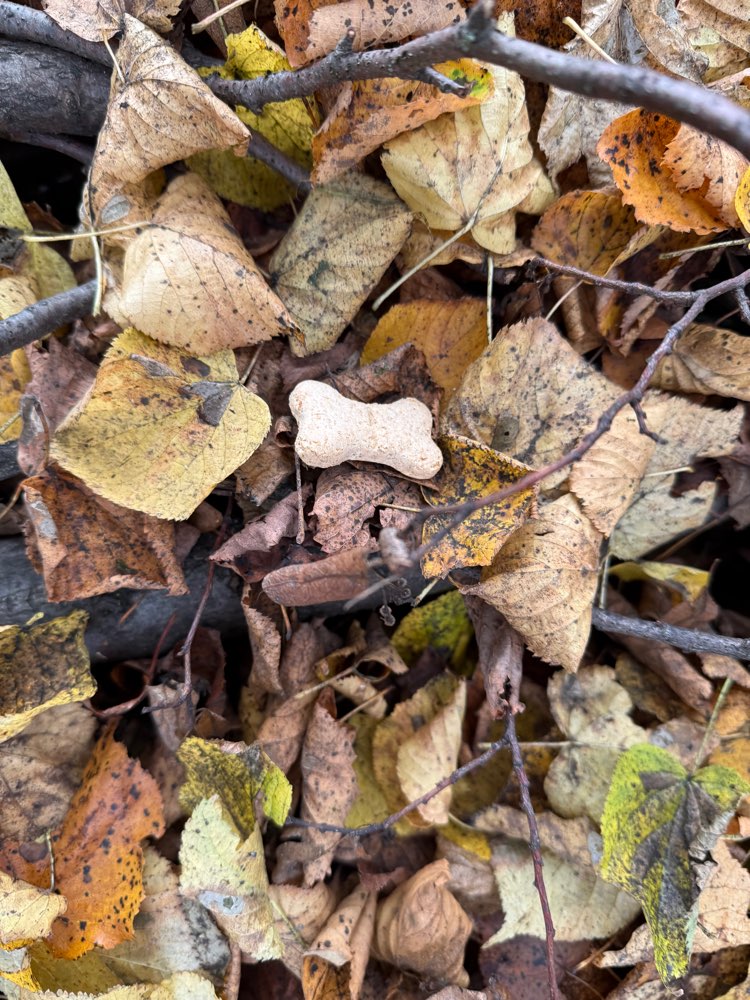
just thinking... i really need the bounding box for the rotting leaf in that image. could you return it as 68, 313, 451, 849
421, 435, 538, 579
464, 494, 603, 672
113, 173, 297, 353
268, 171, 413, 356
0, 610, 94, 743
600, 742, 750, 983
391, 591, 472, 669
51, 328, 271, 522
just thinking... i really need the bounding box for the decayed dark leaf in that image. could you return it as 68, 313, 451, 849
261, 547, 374, 607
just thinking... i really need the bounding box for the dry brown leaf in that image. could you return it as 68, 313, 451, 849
312, 63, 491, 184
597, 110, 739, 233
23, 466, 187, 602
360, 298, 488, 399
242, 593, 283, 696
463, 495, 603, 672
262, 547, 374, 607
444, 318, 617, 488
382, 16, 554, 255
268, 172, 412, 356
651, 323, 750, 399
42, 0, 181, 41
375, 860, 472, 987
112, 173, 295, 353
680, 0, 750, 53
303, 884, 377, 1000
269, 881, 337, 977
464, 598, 524, 715
91, 15, 248, 186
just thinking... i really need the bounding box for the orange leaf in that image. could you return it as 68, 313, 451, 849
597, 109, 728, 234
1, 730, 165, 959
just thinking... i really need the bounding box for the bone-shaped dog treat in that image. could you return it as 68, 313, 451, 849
288, 380, 443, 479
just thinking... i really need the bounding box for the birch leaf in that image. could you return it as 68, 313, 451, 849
42, 0, 181, 41
651, 323, 750, 399
51, 328, 271, 521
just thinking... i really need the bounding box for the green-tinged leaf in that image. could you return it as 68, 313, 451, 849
391, 591, 472, 669
600, 743, 750, 983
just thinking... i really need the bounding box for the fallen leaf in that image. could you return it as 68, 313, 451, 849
51, 328, 271, 521
391, 591, 472, 669
543, 665, 647, 822
179, 796, 281, 960
23, 466, 187, 602
312, 62, 491, 184
597, 110, 736, 233
375, 860, 472, 987
90, 15, 248, 188
0, 611, 94, 743
262, 547, 374, 606
600, 742, 750, 983
8, 970, 221, 1000
445, 318, 617, 487
465, 597, 524, 715
42, 0, 181, 41
382, 15, 554, 255
243, 597, 283, 696
113, 173, 296, 353
0, 348, 30, 445
651, 323, 750, 400
96, 848, 230, 985
302, 884, 376, 1000
269, 881, 336, 977
0, 703, 97, 843
464, 494, 603, 672
189, 26, 317, 211
360, 298, 488, 399
268, 172, 412, 356
0, 872, 66, 947
608, 560, 709, 602
1, 729, 165, 959
421, 435, 538, 579
486, 839, 641, 947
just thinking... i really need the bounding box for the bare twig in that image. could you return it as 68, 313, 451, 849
284, 730, 510, 836
592, 607, 750, 661
0, 280, 97, 356
245, 127, 311, 192
530, 258, 699, 304
504, 704, 560, 1000
410, 266, 750, 561
1, 130, 93, 164
204, 0, 750, 159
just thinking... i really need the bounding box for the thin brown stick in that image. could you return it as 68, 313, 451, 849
0, 280, 97, 356
592, 607, 750, 661
205, 0, 750, 160
410, 266, 750, 562
245, 127, 312, 191
530, 258, 699, 304
504, 704, 560, 1000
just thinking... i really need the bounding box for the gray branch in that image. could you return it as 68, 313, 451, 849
592, 607, 750, 661
0, 280, 97, 355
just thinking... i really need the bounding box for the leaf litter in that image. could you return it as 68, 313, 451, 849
1, 2, 750, 998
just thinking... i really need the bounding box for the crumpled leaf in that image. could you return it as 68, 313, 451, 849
23, 466, 187, 602
445, 318, 617, 488
312, 62, 491, 184
421, 435, 538, 579
0, 873, 66, 947
179, 796, 281, 960
464, 494, 603, 672
8, 970, 220, 1000
42, 0, 181, 41
651, 323, 750, 400
112, 173, 296, 353
268, 171, 412, 356
189, 26, 317, 211
543, 666, 647, 823
597, 109, 742, 233
302, 883, 376, 1000
0, 729, 165, 959
0, 611, 94, 743
375, 860, 472, 987
269, 881, 336, 977
178, 736, 291, 834
382, 15, 554, 255
51, 328, 271, 521
90, 15, 248, 187
360, 298, 488, 399
391, 590, 472, 669
600, 742, 750, 983
100, 848, 229, 985
262, 547, 374, 606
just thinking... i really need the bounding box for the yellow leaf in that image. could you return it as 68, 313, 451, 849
190, 26, 317, 211
465, 494, 602, 672
51, 328, 271, 521
421, 435, 538, 579
0, 873, 66, 947
381, 15, 553, 254
0, 347, 31, 444
90, 15, 248, 187
391, 590, 472, 669
0, 611, 94, 743
179, 797, 281, 960
268, 172, 412, 356
651, 322, 750, 399
113, 173, 296, 353
735, 161, 750, 231
360, 298, 487, 399
608, 561, 709, 602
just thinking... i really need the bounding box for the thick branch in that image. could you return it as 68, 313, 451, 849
592, 607, 750, 661
0, 280, 97, 355
0, 1, 110, 65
